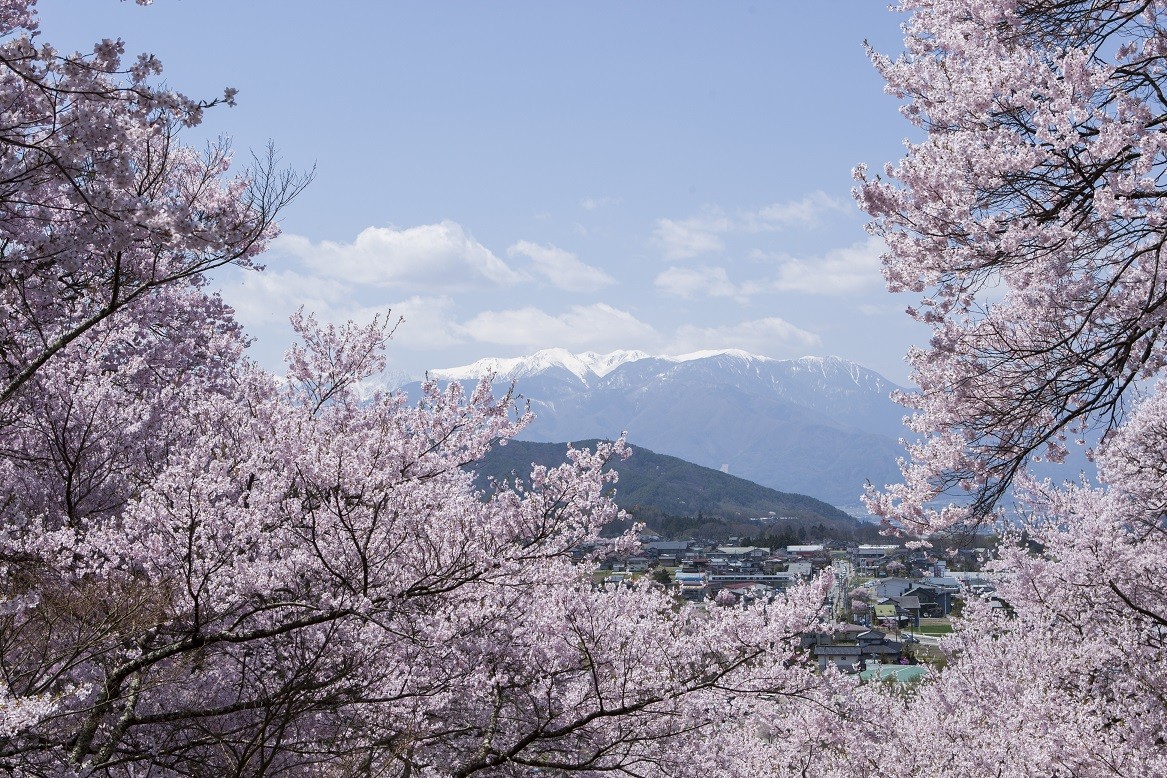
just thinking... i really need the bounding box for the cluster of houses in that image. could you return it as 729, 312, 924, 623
601, 539, 824, 600
596, 537, 985, 603
585, 534, 1003, 673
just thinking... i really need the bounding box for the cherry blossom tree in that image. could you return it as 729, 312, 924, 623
849, 1, 1167, 774
0, 0, 306, 409
856, 0, 1167, 530
3, 302, 847, 776
0, 3, 849, 774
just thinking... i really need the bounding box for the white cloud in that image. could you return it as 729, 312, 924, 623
667, 317, 821, 357
215, 264, 466, 350
385, 296, 467, 350
273, 221, 524, 290
217, 266, 352, 328
460, 303, 656, 351
741, 191, 848, 232
652, 193, 850, 260
654, 266, 739, 299
507, 240, 615, 291
756, 237, 885, 295
652, 238, 884, 300
651, 215, 730, 260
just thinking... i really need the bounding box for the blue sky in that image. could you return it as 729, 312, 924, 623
37, 1, 927, 385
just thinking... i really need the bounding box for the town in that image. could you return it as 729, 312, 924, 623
589, 532, 1004, 678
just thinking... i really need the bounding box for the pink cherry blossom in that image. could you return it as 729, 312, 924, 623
848, 2, 1167, 775
0, 3, 850, 773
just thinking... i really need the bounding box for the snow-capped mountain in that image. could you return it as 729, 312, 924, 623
412, 349, 910, 510
430, 348, 651, 384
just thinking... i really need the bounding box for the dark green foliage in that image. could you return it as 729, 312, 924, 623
474, 439, 881, 541
744, 521, 887, 549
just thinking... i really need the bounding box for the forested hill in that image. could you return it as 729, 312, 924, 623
473, 439, 868, 539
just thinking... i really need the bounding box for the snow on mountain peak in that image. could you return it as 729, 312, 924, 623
576, 349, 653, 377
428, 348, 888, 387
430, 348, 651, 383
669, 348, 773, 364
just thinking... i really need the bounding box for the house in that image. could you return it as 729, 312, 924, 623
674, 570, 706, 601
812, 644, 862, 672
904, 584, 954, 617
786, 560, 813, 577
621, 556, 651, 573
893, 595, 922, 627
860, 640, 903, 663
643, 541, 693, 558
871, 577, 915, 599
834, 624, 868, 641
922, 574, 963, 591
804, 625, 903, 672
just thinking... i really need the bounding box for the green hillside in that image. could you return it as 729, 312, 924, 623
473, 439, 880, 542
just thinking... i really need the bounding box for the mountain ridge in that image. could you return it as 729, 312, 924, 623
473, 439, 885, 542
413, 349, 911, 509
431, 348, 872, 387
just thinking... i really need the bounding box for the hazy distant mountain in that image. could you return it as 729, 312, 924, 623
416, 349, 911, 510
